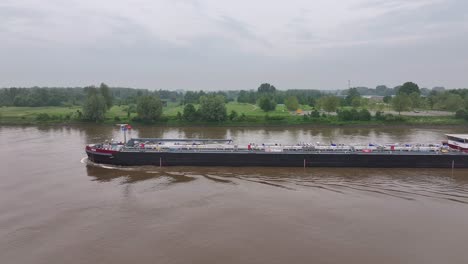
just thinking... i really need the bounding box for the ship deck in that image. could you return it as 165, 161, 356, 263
119, 148, 466, 155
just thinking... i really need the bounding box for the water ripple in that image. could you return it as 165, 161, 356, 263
83, 158, 468, 204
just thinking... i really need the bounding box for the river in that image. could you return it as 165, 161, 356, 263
1, 125, 468, 264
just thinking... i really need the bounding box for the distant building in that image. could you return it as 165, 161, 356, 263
362, 95, 384, 102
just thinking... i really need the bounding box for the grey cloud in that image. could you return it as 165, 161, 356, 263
285, 9, 318, 43
343, 0, 468, 46
0, 0, 467, 90
352, 0, 431, 10
217, 16, 256, 40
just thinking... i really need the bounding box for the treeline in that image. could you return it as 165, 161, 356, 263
3, 81, 468, 124
319, 82, 467, 111
237, 84, 321, 106
2, 82, 466, 112
0, 85, 183, 107
337, 85, 426, 97
0, 87, 86, 107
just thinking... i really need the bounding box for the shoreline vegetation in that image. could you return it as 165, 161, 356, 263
1, 104, 467, 127
1, 82, 468, 127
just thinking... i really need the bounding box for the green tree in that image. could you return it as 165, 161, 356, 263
358, 109, 371, 121
398, 82, 420, 95
337, 109, 353, 121
408, 92, 421, 109
126, 104, 136, 118
310, 109, 320, 118
237, 90, 256, 103
419, 98, 429, 110
360, 98, 370, 109
375, 85, 389, 96
345, 88, 361, 106
376, 103, 385, 112
391, 94, 412, 115
432, 93, 464, 111
229, 110, 238, 121
184, 90, 206, 104
383, 95, 392, 103
183, 103, 198, 121
257, 83, 277, 94
82, 94, 107, 122
258, 96, 277, 112
351, 97, 361, 108
176, 111, 182, 120
284, 96, 299, 111
319, 96, 340, 113
136, 96, 163, 122
99, 83, 113, 109
84, 86, 99, 96
199, 95, 227, 121
444, 94, 465, 111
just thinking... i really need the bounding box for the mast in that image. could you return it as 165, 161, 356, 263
117, 124, 131, 143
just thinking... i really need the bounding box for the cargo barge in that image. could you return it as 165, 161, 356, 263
85, 129, 468, 168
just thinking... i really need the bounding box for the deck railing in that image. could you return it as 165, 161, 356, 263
120, 145, 452, 154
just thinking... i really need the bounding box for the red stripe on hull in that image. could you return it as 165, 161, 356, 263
448, 144, 468, 153
85, 146, 119, 154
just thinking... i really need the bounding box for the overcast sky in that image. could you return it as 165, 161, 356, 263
1, 0, 467, 90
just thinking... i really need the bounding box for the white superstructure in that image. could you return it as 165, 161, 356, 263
446, 134, 468, 151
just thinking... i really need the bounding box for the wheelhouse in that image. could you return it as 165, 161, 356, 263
446, 134, 468, 152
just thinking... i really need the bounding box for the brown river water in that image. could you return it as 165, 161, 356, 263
1, 125, 468, 264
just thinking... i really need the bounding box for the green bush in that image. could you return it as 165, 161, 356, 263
36, 113, 50, 121
310, 109, 320, 118
234, 113, 247, 121
337, 108, 371, 121
265, 114, 285, 121
199, 95, 227, 121
136, 96, 163, 122
383, 113, 404, 122
375, 111, 384, 121
52, 115, 62, 120
229, 110, 238, 121
183, 104, 198, 121
358, 109, 371, 121
258, 96, 277, 112
337, 109, 352, 121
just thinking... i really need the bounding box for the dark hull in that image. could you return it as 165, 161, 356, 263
86, 150, 468, 168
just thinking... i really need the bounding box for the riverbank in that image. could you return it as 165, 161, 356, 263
1, 105, 467, 127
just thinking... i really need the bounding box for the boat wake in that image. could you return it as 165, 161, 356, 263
82, 156, 155, 171
82, 157, 468, 204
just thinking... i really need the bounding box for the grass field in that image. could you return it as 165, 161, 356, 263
0, 103, 466, 126
162, 102, 291, 117
0, 106, 82, 124
0, 106, 81, 117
